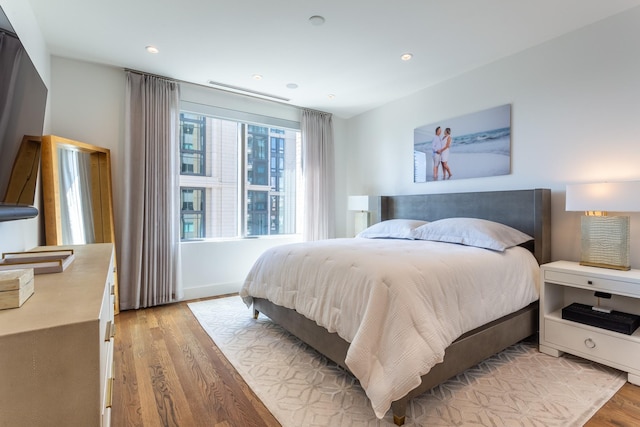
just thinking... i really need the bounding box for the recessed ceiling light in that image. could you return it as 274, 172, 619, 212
286, 83, 298, 89
309, 15, 325, 26
145, 45, 159, 54
328, 94, 336, 99
401, 53, 413, 61
252, 74, 263, 80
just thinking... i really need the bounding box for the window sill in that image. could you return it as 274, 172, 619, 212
180, 234, 302, 244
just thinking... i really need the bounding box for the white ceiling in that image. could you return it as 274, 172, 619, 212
25, 0, 640, 118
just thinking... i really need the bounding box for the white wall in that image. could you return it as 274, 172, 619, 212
49, 58, 124, 196
345, 8, 640, 267
180, 237, 300, 299
0, 0, 50, 253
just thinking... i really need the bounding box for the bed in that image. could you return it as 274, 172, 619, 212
241, 188, 551, 425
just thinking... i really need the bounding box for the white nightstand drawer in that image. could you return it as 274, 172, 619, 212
545, 318, 640, 373
544, 269, 640, 296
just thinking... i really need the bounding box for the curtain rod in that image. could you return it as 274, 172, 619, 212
302, 107, 332, 116
124, 68, 177, 82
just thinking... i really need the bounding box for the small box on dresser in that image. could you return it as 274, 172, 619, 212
0, 268, 34, 309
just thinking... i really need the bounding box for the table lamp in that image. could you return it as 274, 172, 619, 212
348, 195, 370, 235
566, 181, 640, 270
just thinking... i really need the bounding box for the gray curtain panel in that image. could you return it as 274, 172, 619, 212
301, 109, 335, 241
119, 71, 182, 310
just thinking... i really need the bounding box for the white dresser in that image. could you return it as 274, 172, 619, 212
539, 260, 640, 385
0, 244, 116, 427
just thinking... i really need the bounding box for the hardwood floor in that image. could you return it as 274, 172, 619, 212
113, 298, 640, 427
585, 383, 640, 426
113, 297, 279, 427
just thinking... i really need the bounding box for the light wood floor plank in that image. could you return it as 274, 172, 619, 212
130, 310, 168, 427
147, 310, 199, 426
158, 306, 226, 425
113, 310, 144, 427
112, 297, 640, 426
584, 382, 640, 426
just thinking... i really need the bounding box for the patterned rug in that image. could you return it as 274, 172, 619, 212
188, 296, 626, 427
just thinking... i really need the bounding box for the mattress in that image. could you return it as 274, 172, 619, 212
240, 237, 539, 418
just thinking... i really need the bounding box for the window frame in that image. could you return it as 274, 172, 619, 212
178, 101, 302, 241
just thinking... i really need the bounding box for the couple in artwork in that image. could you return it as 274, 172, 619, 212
431, 126, 453, 180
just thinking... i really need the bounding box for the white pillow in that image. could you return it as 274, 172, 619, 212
411, 217, 533, 251
357, 219, 428, 240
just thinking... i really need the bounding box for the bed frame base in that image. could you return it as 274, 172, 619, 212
253, 297, 538, 425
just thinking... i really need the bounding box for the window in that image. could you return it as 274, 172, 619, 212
180, 113, 206, 175
180, 188, 205, 239
178, 108, 302, 240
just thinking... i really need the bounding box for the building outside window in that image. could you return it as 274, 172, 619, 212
178, 110, 301, 240
180, 187, 205, 239
180, 114, 206, 175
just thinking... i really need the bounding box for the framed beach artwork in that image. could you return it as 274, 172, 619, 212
413, 104, 511, 182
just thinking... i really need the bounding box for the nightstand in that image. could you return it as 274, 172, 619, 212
539, 261, 640, 385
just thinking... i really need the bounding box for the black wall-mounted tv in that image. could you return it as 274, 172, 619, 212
0, 6, 48, 221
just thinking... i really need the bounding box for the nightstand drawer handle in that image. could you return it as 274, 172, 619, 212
588, 280, 593, 285
584, 338, 596, 349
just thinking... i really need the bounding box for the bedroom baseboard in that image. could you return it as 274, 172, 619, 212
182, 281, 242, 300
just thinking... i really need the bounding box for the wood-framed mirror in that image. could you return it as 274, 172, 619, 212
41, 135, 119, 312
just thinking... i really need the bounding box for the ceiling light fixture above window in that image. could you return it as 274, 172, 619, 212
145, 45, 159, 54
401, 53, 413, 61
252, 74, 263, 80
328, 94, 336, 99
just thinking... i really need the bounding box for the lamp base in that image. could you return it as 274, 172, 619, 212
579, 261, 631, 271
580, 215, 630, 271
354, 211, 370, 236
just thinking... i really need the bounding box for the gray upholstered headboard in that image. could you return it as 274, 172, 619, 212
379, 189, 551, 264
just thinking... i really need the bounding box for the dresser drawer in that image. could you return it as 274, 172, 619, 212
544, 318, 640, 373
102, 405, 112, 427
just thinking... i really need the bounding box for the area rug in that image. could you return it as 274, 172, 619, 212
188, 296, 626, 426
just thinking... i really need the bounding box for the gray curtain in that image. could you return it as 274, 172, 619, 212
119, 71, 182, 310
301, 109, 335, 241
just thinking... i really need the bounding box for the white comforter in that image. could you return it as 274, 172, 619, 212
240, 238, 539, 418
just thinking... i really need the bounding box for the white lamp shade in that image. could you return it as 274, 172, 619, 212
566, 181, 640, 212
348, 195, 370, 211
